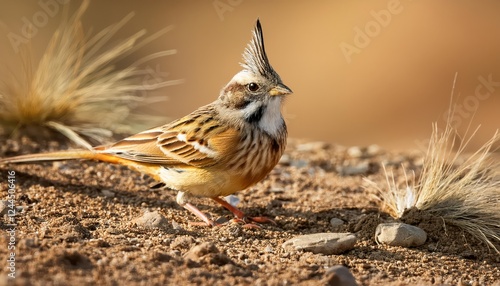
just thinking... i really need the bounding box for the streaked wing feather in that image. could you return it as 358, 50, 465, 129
157, 126, 220, 168
100, 105, 241, 168
102, 128, 181, 165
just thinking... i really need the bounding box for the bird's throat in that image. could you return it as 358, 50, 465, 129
256, 98, 284, 137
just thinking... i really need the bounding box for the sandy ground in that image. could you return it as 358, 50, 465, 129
0, 134, 499, 286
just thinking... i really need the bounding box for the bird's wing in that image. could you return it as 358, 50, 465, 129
100, 107, 240, 168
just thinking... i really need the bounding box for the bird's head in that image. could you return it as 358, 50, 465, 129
218, 19, 292, 136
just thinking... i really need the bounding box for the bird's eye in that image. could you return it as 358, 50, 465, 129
247, 82, 259, 92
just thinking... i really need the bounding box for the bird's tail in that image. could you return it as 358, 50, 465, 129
0, 150, 100, 164
1, 149, 136, 166
0, 149, 162, 181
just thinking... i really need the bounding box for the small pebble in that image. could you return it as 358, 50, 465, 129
264, 245, 274, 253
346, 145, 381, 159
270, 188, 285, 193
375, 222, 427, 247
338, 162, 369, 176
347, 146, 363, 158
330, 218, 344, 228
324, 265, 358, 286
101, 190, 115, 198
282, 233, 357, 255
171, 220, 183, 230
224, 195, 240, 207
132, 211, 169, 230
291, 159, 309, 168
366, 144, 381, 156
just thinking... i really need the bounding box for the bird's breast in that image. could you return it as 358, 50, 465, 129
158, 127, 286, 198
224, 127, 286, 187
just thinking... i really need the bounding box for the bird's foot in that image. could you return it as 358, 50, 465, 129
212, 197, 276, 226
178, 192, 275, 228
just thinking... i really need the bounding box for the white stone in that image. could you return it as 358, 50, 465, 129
282, 233, 357, 255
375, 222, 427, 247
133, 211, 169, 230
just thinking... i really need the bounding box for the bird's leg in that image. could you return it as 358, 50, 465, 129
176, 191, 217, 227
183, 203, 218, 227
212, 197, 276, 225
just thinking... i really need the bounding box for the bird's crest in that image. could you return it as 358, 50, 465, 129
241, 19, 280, 82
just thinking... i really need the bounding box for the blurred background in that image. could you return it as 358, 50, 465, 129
1, 1, 499, 151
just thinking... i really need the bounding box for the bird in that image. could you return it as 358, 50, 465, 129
0, 19, 292, 227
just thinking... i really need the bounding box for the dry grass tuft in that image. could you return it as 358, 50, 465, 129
0, 0, 183, 147
369, 119, 500, 252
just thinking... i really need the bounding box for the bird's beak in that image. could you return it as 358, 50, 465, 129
269, 83, 293, 96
